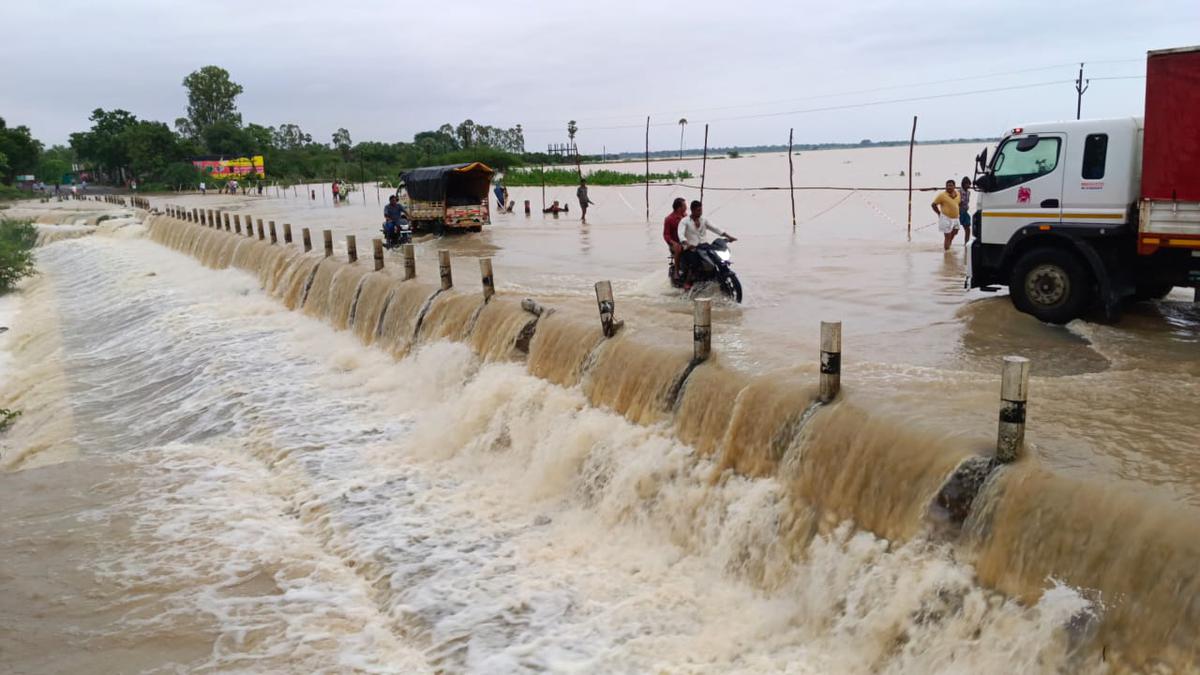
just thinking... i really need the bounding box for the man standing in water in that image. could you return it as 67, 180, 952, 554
332, 180, 340, 204
931, 179, 961, 250
577, 178, 595, 223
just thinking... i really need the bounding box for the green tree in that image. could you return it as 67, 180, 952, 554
0, 118, 43, 183
244, 123, 275, 153
332, 127, 352, 160
36, 158, 71, 185
201, 120, 253, 155
69, 108, 137, 181
678, 118, 687, 158
182, 66, 244, 141
122, 121, 180, 180
567, 120, 578, 149
273, 123, 311, 150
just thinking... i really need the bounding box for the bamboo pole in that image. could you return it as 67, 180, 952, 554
789, 128, 797, 231
540, 164, 546, 212
907, 115, 917, 241
701, 123, 709, 203
644, 116, 650, 222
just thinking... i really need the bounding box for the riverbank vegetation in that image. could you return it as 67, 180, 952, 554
0, 218, 38, 293
503, 168, 693, 187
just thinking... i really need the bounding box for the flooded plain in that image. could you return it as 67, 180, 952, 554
2, 143, 1198, 672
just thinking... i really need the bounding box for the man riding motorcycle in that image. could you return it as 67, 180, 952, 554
382, 194, 411, 248
679, 200, 737, 288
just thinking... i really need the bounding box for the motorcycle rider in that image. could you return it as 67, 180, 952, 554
663, 197, 687, 282
680, 200, 736, 287
383, 194, 410, 246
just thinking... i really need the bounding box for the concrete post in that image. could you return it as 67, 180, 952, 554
403, 244, 416, 280
256, 219, 265, 241
373, 238, 384, 271
223, 212, 230, 230
346, 235, 358, 263
323, 230, 333, 257
302, 227, 312, 253
480, 258, 494, 301
693, 298, 712, 362
234, 214, 242, 234
819, 321, 842, 403
283, 223, 293, 244
269, 221, 277, 244
439, 250, 452, 290
524, 200, 531, 215
594, 280, 621, 338
997, 356, 1030, 463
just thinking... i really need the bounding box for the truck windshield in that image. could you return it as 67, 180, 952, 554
990, 136, 1061, 191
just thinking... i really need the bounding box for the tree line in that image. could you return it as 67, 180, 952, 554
2, 65, 578, 193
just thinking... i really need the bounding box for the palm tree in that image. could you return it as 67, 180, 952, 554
567, 120, 578, 153
678, 118, 688, 158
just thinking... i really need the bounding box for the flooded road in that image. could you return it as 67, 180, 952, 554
2, 143, 1198, 672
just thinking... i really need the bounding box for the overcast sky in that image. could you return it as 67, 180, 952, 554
2, 0, 1196, 153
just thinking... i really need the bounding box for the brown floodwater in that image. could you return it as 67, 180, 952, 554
3, 143, 1198, 672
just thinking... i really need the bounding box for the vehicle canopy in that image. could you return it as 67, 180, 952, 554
401, 162, 495, 205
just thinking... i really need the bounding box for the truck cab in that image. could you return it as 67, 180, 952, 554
969, 119, 1143, 322
969, 46, 1200, 324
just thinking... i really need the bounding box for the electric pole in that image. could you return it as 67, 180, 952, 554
1075, 62, 1089, 120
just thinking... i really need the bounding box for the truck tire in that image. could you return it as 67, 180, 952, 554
1009, 247, 1092, 324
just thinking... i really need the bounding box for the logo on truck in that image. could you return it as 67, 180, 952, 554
1017, 187, 1031, 203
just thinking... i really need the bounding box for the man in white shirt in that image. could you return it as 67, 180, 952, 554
680, 200, 737, 287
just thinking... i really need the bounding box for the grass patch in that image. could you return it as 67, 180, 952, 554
502, 168, 693, 187
0, 218, 38, 293
0, 408, 19, 433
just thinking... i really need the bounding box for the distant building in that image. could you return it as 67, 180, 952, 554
191, 155, 266, 178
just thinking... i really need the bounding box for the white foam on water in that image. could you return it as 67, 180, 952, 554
9, 230, 1100, 673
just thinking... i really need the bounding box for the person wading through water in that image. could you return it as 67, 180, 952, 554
931, 179, 961, 251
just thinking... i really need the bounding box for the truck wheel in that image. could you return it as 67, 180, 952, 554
1009, 247, 1092, 324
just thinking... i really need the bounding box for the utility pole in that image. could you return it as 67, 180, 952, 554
1075, 62, 1089, 120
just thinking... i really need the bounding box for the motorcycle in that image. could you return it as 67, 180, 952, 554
382, 218, 413, 249
668, 237, 743, 303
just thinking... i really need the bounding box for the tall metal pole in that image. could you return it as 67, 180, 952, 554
907, 115, 918, 241
1075, 62, 1089, 120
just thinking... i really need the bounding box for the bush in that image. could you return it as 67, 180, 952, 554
0, 218, 38, 293
0, 184, 27, 202
0, 408, 19, 432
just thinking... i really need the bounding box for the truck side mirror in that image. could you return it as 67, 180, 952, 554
975, 147, 988, 173
975, 173, 995, 192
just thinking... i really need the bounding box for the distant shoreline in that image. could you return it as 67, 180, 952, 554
595, 138, 994, 165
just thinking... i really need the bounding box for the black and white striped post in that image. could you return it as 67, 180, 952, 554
694, 299, 712, 362
403, 244, 416, 280
996, 356, 1030, 463
480, 258, 494, 301
594, 281, 622, 338
439, 250, 453, 289
819, 321, 842, 403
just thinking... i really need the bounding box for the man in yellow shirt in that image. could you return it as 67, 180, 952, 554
931, 179, 961, 251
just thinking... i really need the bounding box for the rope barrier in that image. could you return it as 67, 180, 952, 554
650, 182, 941, 193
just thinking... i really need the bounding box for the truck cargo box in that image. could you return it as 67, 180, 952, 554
1141, 46, 1200, 202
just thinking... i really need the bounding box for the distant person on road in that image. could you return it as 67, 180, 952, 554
332, 180, 340, 203
199, 181, 206, 195
959, 176, 973, 244
663, 197, 687, 280
577, 178, 595, 223
931, 179, 961, 251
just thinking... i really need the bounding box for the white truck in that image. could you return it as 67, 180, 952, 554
968, 46, 1200, 323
